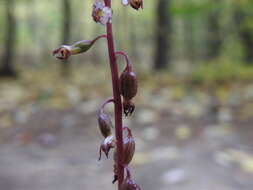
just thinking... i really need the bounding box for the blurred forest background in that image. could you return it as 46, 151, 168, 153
1, 0, 253, 190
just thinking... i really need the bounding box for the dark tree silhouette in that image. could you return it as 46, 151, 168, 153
184, 17, 195, 63
206, 4, 222, 60
234, 9, 253, 64
0, 0, 17, 77
154, 0, 171, 70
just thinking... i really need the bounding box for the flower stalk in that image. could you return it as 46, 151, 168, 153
103, 0, 125, 186
53, 0, 143, 189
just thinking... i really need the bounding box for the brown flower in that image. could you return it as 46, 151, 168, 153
99, 135, 115, 160
114, 127, 135, 165
129, 0, 143, 10
97, 111, 113, 138
120, 69, 138, 101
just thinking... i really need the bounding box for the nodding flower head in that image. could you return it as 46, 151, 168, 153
98, 111, 113, 138
53, 45, 71, 60
92, 0, 112, 25
99, 135, 115, 160
129, 0, 143, 10
122, 0, 143, 10
114, 127, 135, 165
120, 69, 138, 101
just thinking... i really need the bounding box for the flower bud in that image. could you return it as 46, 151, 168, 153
53, 45, 71, 60
97, 111, 113, 138
120, 168, 142, 190
123, 99, 135, 117
120, 69, 138, 101
114, 127, 135, 165
99, 135, 115, 160
129, 0, 143, 10
53, 39, 97, 60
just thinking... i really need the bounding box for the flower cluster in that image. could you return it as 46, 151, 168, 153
53, 0, 143, 190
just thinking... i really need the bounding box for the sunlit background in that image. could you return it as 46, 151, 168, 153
0, 0, 253, 190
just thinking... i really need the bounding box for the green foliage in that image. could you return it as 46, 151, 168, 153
192, 59, 253, 84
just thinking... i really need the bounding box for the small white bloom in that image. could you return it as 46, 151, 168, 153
100, 7, 112, 25
92, 0, 112, 25
122, 0, 129, 6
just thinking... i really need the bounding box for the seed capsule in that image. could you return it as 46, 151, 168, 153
99, 135, 115, 161
114, 127, 135, 165
97, 111, 113, 138
129, 0, 143, 10
120, 69, 138, 101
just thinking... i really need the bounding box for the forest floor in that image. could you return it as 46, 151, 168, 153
0, 65, 253, 190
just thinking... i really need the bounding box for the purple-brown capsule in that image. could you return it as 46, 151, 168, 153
120, 69, 138, 101
129, 0, 143, 10
97, 111, 113, 138
99, 135, 115, 161
114, 127, 135, 165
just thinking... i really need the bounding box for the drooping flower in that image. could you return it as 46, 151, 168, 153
129, 0, 143, 10
99, 135, 115, 160
119, 69, 138, 101
97, 110, 113, 138
122, 0, 143, 10
92, 0, 112, 25
119, 67, 138, 116
113, 127, 135, 165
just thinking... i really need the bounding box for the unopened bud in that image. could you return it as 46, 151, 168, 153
129, 0, 143, 10
53, 45, 71, 60
120, 69, 138, 101
99, 135, 115, 160
114, 127, 135, 165
53, 36, 105, 60
98, 111, 113, 138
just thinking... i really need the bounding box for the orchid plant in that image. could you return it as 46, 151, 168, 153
53, 0, 143, 190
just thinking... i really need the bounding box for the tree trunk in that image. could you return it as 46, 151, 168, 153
206, 4, 222, 60
184, 17, 195, 63
154, 0, 171, 70
0, 0, 17, 77
61, 0, 72, 75
234, 9, 253, 64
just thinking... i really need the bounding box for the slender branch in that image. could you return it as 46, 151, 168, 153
104, 0, 125, 188
100, 98, 115, 113
115, 51, 132, 71
91, 34, 107, 44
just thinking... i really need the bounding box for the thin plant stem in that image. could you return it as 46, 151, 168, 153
104, 0, 124, 188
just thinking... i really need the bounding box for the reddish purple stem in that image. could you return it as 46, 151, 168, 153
104, 0, 125, 188
115, 51, 132, 71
